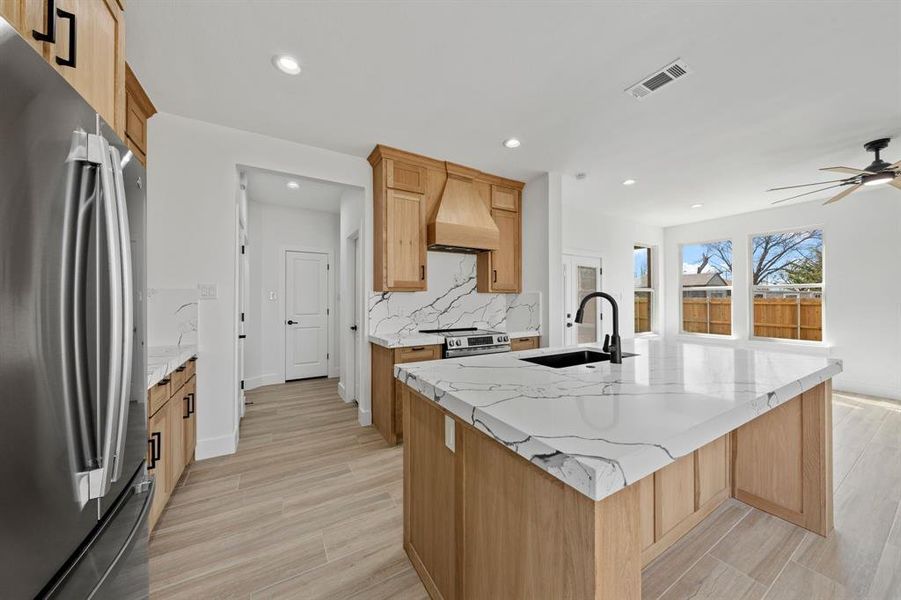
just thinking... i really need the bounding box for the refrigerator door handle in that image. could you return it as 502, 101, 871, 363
108, 145, 133, 485
85, 134, 124, 501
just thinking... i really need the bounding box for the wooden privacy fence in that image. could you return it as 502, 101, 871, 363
678, 297, 822, 340
634, 295, 651, 333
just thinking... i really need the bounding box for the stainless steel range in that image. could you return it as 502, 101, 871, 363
420, 328, 512, 358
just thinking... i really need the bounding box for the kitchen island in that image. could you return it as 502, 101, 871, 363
394, 338, 842, 599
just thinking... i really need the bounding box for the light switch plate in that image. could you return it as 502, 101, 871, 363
198, 283, 218, 299
268, 290, 278, 301
444, 415, 455, 452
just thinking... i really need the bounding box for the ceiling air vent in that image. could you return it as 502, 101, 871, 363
625, 59, 692, 101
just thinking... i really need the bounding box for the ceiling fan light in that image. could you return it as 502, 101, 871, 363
862, 172, 894, 186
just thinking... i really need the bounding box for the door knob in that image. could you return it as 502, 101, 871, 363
350, 325, 358, 331
286, 320, 297, 325
566, 322, 573, 328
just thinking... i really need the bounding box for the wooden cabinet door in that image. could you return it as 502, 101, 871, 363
167, 386, 187, 491
147, 404, 169, 531
491, 185, 518, 211
487, 208, 520, 292
53, 0, 125, 134
125, 63, 156, 166
385, 189, 427, 290
385, 158, 427, 194
1, 0, 53, 55
183, 378, 197, 467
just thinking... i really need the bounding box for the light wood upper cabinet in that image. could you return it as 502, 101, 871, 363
125, 63, 157, 166
477, 206, 521, 293
386, 158, 427, 194
1, 0, 126, 136
370, 145, 525, 293
53, 0, 125, 135
491, 185, 518, 211
0, 0, 52, 54
385, 188, 427, 290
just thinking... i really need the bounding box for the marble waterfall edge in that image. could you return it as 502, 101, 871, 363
369, 252, 540, 347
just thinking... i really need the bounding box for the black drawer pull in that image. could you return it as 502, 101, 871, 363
183, 395, 191, 419
54, 8, 76, 68
148, 431, 161, 469
189, 393, 195, 415
410, 346, 425, 351
32, 0, 56, 42
175, 366, 186, 372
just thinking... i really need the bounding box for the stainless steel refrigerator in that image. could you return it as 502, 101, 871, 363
1, 17, 152, 599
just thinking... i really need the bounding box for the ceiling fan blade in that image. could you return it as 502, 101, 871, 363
890, 178, 901, 190
888, 160, 901, 171
771, 183, 846, 205
823, 183, 862, 205
820, 166, 872, 175
767, 178, 851, 192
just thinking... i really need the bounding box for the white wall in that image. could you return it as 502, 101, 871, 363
561, 176, 666, 340
339, 188, 364, 403
522, 172, 563, 346
245, 201, 340, 388
663, 188, 901, 400
147, 112, 373, 459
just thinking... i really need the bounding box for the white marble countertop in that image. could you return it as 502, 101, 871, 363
369, 333, 444, 349
146, 345, 198, 389
395, 337, 842, 501
369, 329, 541, 349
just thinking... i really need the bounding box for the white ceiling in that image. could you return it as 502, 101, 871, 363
127, 1, 901, 227
243, 167, 345, 213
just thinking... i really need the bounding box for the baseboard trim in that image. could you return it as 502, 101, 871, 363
337, 381, 346, 401
245, 373, 281, 390
358, 407, 372, 427
834, 375, 901, 402
195, 428, 239, 460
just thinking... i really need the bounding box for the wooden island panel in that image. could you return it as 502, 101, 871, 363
402, 379, 833, 599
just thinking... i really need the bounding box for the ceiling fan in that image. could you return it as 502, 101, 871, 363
769, 138, 901, 205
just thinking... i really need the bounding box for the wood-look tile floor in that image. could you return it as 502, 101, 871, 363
149, 381, 901, 599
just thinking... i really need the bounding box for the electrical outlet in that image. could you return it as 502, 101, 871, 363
198, 283, 218, 299
444, 415, 455, 452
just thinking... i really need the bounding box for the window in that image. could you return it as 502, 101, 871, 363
750, 229, 823, 341
680, 241, 733, 335
633, 246, 653, 333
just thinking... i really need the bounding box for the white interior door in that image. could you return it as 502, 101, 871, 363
563, 254, 602, 346
238, 233, 249, 415
285, 250, 329, 380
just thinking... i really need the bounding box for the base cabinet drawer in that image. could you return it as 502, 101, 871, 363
510, 336, 539, 351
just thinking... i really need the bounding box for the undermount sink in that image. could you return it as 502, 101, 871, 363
520, 349, 637, 369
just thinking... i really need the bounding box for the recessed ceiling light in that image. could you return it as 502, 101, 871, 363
622, 179, 636, 186
503, 138, 521, 149
286, 180, 300, 190
272, 54, 301, 75
691, 203, 704, 209
575, 172, 588, 180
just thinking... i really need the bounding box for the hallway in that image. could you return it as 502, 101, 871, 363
148, 378, 427, 599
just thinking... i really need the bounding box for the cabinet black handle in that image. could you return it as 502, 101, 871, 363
420, 265, 425, 280
411, 346, 425, 351
148, 431, 161, 468
32, 0, 56, 42
159, 378, 170, 385
493, 269, 497, 283
189, 392, 195, 415
176, 366, 186, 372
54, 8, 76, 68
183, 395, 191, 419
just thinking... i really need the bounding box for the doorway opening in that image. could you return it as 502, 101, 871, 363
562, 254, 603, 346
235, 166, 365, 426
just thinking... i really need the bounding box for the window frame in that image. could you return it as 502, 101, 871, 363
747, 227, 825, 345
678, 239, 735, 338
633, 244, 656, 335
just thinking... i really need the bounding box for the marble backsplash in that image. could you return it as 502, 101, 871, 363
148, 288, 198, 348
369, 252, 541, 339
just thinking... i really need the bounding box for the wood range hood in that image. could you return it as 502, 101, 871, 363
428, 162, 500, 254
